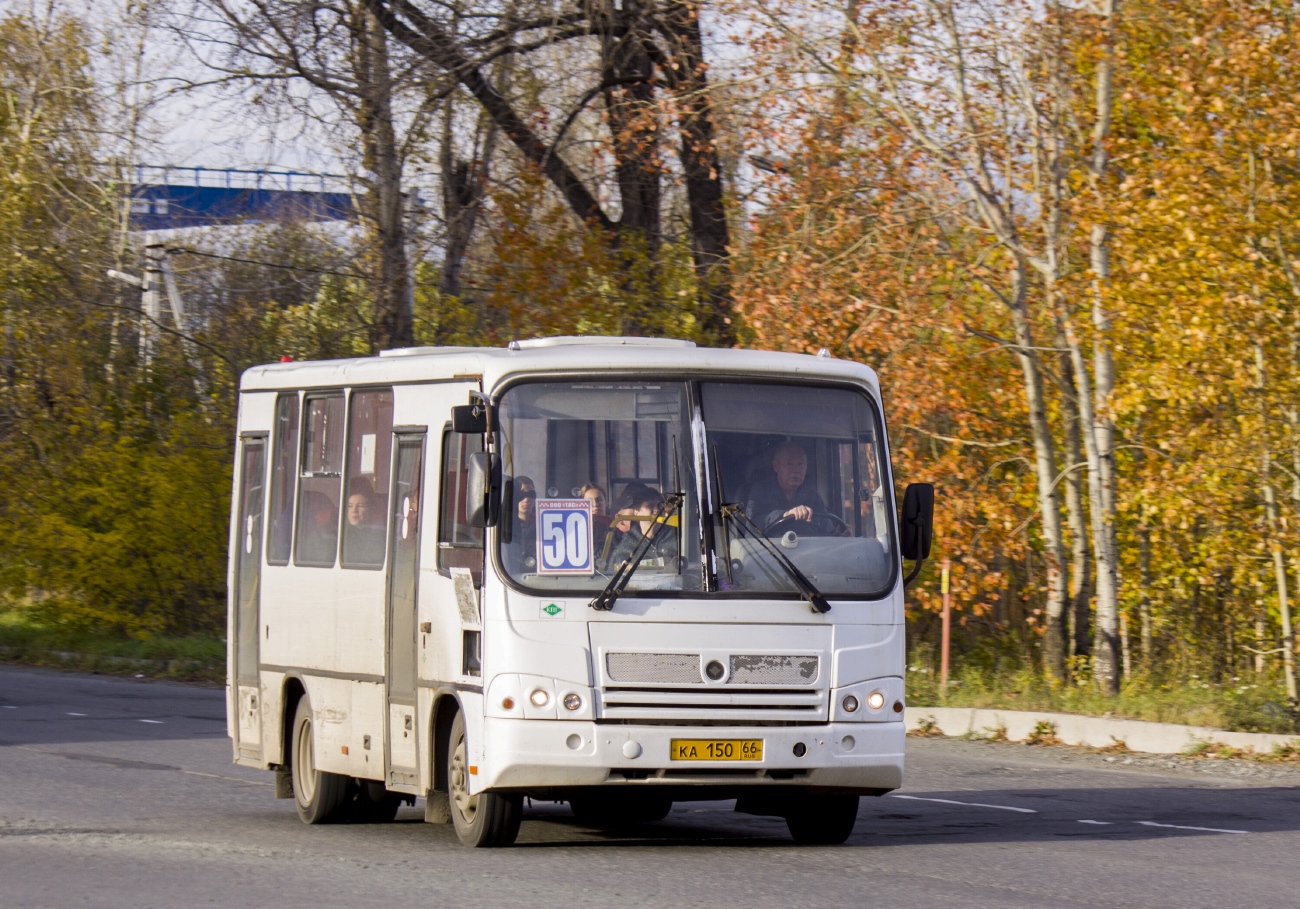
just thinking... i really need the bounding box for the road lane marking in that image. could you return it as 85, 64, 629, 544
890, 795, 1037, 813
1136, 821, 1247, 834
67, 712, 86, 717
178, 769, 274, 786
1078, 820, 1113, 825
3, 705, 16, 709
17, 746, 273, 787
139, 719, 164, 724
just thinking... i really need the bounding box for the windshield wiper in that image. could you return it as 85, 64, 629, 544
720, 503, 832, 614
589, 492, 683, 612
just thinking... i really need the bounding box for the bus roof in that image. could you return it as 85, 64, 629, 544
238, 336, 881, 395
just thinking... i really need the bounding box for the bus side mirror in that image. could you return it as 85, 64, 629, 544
451, 403, 489, 434
465, 451, 501, 528
900, 483, 934, 561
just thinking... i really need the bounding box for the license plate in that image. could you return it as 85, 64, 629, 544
670, 738, 764, 761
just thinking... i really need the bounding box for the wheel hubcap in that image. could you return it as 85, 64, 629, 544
449, 732, 477, 822
295, 715, 316, 804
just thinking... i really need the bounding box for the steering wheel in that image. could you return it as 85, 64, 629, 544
762, 511, 850, 538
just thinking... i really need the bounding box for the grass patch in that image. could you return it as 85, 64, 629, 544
0, 608, 224, 683
1025, 720, 1062, 746
906, 661, 1298, 735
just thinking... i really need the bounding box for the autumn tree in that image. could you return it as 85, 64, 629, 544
363, 0, 736, 342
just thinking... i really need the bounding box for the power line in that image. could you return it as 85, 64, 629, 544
173, 247, 456, 293
174, 248, 375, 282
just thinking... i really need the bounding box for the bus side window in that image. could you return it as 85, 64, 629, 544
438, 429, 484, 576
267, 392, 299, 565
295, 392, 345, 567
340, 388, 393, 569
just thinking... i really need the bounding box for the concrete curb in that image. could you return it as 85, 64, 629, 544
905, 706, 1300, 755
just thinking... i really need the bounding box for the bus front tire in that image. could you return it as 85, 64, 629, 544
291, 696, 351, 824
785, 794, 860, 845
447, 712, 521, 847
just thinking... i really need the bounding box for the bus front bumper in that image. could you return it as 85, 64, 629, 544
478, 718, 904, 794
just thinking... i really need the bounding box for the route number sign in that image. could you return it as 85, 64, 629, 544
536, 499, 595, 575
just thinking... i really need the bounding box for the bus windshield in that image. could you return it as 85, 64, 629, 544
494, 379, 895, 599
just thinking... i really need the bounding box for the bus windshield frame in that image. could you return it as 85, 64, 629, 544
491, 375, 899, 602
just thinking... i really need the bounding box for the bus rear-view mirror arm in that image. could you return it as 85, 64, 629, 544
900, 483, 935, 589
465, 450, 501, 528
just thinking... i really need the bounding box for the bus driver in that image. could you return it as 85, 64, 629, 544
744, 441, 830, 529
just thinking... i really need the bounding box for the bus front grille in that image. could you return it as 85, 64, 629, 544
604, 652, 821, 686
597, 687, 828, 722
605, 652, 701, 684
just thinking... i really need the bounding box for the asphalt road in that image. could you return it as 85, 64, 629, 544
3, 665, 1300, 909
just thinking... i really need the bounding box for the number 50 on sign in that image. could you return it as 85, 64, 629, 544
536, 499, 594, 575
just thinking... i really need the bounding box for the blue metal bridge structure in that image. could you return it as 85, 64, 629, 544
127, 166, 356, 231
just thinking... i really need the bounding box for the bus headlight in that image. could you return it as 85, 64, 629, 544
841, 694, 860, 713
562, 692, 582, 711
866, 690, 886, 711
529, 688, 551, 708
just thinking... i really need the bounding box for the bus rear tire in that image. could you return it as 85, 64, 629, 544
447, 711, 521, 847
291, 696, 351, 824
785, 794, 859, 845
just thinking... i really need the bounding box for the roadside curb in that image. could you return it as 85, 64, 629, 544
905, 706, 1300, 755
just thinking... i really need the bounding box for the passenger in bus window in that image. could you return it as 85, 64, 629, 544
608, 483, 677, 570
583, 483, 619, 569
745, 442, 830, 529
581, 483, 611, 533
345, 484, 386, 565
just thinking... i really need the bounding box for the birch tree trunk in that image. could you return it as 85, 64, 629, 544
1057, 345, 1091, 668
1009, 263, 1069, 660
1087, 0, 1122, 695
1257, 343, 1299, 706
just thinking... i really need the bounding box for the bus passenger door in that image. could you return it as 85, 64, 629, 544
385, 432, 426, 788
233, 435, 266, 759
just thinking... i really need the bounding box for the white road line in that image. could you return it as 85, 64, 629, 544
139, 719, 164, 724
1136, 820, 1248, 835
179, 769, 274, 787
1078, 820, 1114, 825
3, 705, 16, 709
66, 712, 86, 717
890, 794, 1038, 814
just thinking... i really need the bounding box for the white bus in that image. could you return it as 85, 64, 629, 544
227, 336, 933, 847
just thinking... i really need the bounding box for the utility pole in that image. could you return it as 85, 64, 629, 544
940, 557, 952, 700
108, 244, 207, 401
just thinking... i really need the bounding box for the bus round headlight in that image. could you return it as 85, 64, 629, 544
866, 690, 886, 711
562, 693, 582, 711
529, 688, 550, 707
842, 694, 860, 713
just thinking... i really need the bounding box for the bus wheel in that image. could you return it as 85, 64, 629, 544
291, 696, 350, 824
446, 712, 521, 847
569, 791, 672, 827
348, 780, 403, 823
785, 794, 860, 845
